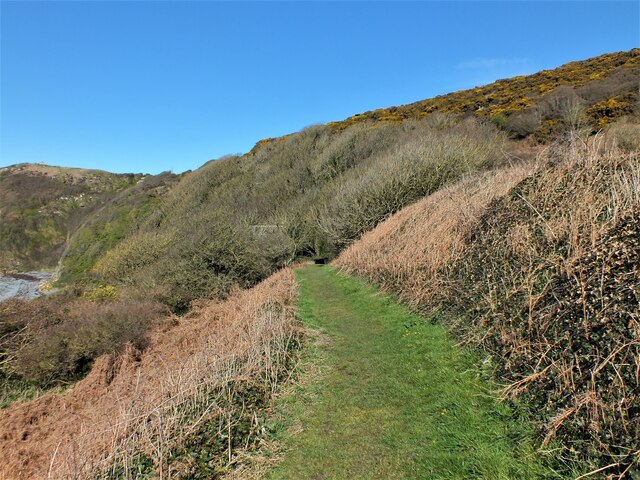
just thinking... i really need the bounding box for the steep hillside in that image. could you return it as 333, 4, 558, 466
89, 119, 507, 309
328, 48, 639, 137
64, 49, 637, 311
56, 171, 181, 284
0, 164, 145, 272
336, 128, 640, 475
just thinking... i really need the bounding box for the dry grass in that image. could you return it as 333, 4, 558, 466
0, 268, 299, 479
335, 162, 534, 308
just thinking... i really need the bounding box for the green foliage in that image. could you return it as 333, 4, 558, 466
490, 113, 508, 129
0, 164, 145, 271
82, 284, 117, 302
58, 172, 179, 283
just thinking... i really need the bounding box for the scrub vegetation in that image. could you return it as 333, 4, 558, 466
0, 164, 147, 272
0, 49, 638, 479
92, 118, 505, 310
327, 48, 639, 139
0, 270, 299, 479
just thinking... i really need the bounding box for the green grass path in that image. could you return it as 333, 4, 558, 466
269, 265, 552, 479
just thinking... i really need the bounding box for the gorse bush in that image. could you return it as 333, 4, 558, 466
326, 49, 639, 134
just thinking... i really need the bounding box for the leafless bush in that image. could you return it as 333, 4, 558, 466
506, 109, 542, 138
1, 297, 167, 386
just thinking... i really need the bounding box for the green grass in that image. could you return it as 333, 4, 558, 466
0, 376, 68, 409
269, 265, 561, 479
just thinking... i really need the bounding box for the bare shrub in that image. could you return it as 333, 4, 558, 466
543, 85, 586, 131
318, 121, 506, 248
0, 296, 167, 386
506, 109, 542, 138
606, 120, 640, 152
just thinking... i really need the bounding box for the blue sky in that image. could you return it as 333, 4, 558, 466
1, 1, 638, 174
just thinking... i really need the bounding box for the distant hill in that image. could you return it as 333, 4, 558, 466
0, 164, 177, 272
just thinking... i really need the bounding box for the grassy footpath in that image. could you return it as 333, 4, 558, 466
269, 265, 559, 479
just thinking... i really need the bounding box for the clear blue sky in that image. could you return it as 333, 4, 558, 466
1, 1, 638, 174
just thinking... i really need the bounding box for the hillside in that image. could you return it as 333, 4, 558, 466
329, 48, 639, 135
251, 48, 639, 154
0, 49, 638, 479
56, 170, 181, 284
0, 164, 145, 272
88, 120, 506, 309
55, 50, 637, 311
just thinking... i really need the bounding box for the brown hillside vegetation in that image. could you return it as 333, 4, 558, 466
335, 164, 534, 308
0, 269, 298, 479
336, 130, 640, 475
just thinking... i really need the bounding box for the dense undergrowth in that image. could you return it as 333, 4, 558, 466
0, 296, 168, 396
91, 117, 506, 310
57, 171, 180, 284
0, 270, 299, 479
336, 127, 640, 476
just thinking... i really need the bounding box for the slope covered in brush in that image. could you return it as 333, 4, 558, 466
327, 49, 639, 138
87, 119, 505, 309
336, 128, 640, 475
0, 269, 298, 478
56, 171, 180, 284
0, 164, 146, 272
43, 49, 638, 312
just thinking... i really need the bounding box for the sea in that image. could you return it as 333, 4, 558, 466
0, 272, 52, 302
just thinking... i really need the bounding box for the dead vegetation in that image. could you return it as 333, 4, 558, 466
336, 130, 640, 475
335, 163, 534, 308
0, 297, 167, 389
0, 269, 299, 479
